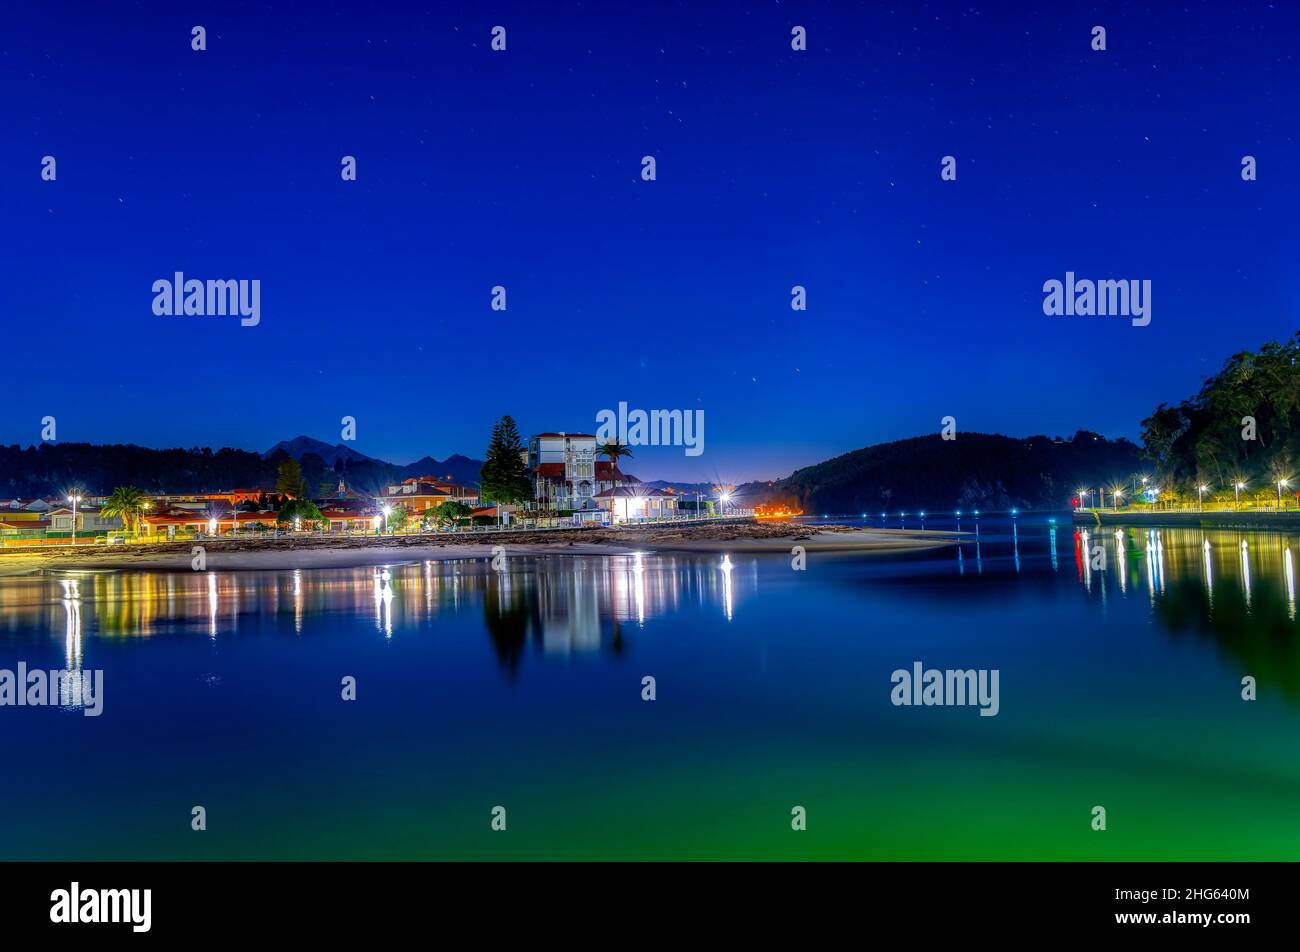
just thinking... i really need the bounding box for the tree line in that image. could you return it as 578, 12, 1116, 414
0, 442, 420, 499
1140, 332, 1300, 503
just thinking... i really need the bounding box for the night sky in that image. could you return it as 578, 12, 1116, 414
3, 1, 1297, 482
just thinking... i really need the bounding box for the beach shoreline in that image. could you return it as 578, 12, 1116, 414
0, 522, 960, 575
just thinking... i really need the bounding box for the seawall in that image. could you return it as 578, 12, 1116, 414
1072, 509, 1300, 530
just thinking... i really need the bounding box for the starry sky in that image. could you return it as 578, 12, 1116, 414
3, 1, 1298, 482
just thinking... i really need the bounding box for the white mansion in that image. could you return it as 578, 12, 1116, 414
527, 431, 677, 522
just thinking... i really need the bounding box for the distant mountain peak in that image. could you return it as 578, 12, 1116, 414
262, 436, 482, 487
262, 436, 377, 466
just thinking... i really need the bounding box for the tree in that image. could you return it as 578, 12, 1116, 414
276, 497, 326, 529
1140, 333, 1300, 493
597, 441, 634, 483
432, 500, 473, 528
100, 485, 148, 536
479, 415, 532, 507
276, 458, 308, 498
299, 452, 328, 495
387, 504, 409, 532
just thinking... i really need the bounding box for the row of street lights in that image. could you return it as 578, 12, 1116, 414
1078, 477, 1292, 511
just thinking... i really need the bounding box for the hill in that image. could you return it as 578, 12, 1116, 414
262, 436, 378, 467
397, 454, 482, 487
776, 431, 1141, 513
0, 438, 482, 499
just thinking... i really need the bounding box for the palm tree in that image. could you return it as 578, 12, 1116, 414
597, 441, 634, 492
101, 485, 148, 537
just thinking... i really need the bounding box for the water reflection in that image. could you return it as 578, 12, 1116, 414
0, 553, 755, 679
1071, 525, 1300, 702
7, 521, 1300, 703
1286, 547, 1296, 620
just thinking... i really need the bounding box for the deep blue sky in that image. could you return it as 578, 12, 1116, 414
3, 1, 1297, 481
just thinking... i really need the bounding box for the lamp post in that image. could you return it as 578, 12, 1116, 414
1278, 479, 1289, 510
1198, 484, 1208, 511
68, 494, 81, 545
382, 504, 392, 534
1234, 481, 1244, 510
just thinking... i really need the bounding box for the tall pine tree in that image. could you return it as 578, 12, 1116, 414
479, 415, 532, 506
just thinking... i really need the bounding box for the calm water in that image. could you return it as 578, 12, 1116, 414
2, 515, 1299, 860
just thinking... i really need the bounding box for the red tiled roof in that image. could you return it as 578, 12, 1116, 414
595, 461, 639, 481
534, 462, 566, 477
384, 489, 452, 500
142, 511, 279, 525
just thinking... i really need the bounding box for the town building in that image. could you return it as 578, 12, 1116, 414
0, 518, 51, 538
527, 431, 653, 521
378, 475, 479, 514
139, 509, 282, 539
0, 498, 55, 513
45, 506, 124, 534
593, 486, 678, 523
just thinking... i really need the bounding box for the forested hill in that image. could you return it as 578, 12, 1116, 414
778, 431, 1141, 513
0, 441, 481, 498
1141, 333, 1300, 488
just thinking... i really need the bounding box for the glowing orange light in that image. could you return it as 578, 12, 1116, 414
754, 504, 803, 520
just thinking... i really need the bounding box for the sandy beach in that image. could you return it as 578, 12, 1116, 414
0, 521, 959, 575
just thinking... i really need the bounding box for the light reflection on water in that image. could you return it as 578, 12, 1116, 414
0, 552, 761, 672
4, 517, 1300, 858
1069, 522, 1300, 619
2, 521, 1299, 680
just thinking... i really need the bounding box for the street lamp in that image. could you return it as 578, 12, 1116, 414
1234, 481, 1245, 510
207, 516, 218, 536
1198, 484, 1208, 511
382, 504, 393, 533
1076, 488, 1089, 510
1278, 479, 1289, 510
67, 494, 82, 545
